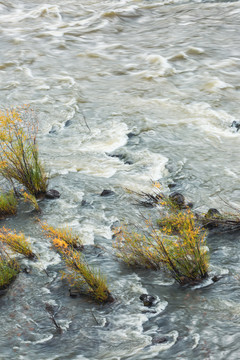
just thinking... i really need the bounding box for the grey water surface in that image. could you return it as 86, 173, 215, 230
1, 0, 240, 359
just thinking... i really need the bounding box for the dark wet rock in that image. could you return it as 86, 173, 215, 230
202, 208, 222, 229
186, 202, 194, 209
168, 183, 177, 189
140, 294, 157, 307
80, 199, 93, 209
169, 192, 185, 207
105, 292, 115, 303
108, 153, 125, 161
142, 309, 157, 314
69, 288, 79, 297
202, 209, 240, 232
104, 319, 110, 328
107, 153, 133, 165
205, 208, 221, 218
49, 124, 60, 134
231, 121, 240, 132
127, 132, 137, 138
45, 189, 61, 199
20, 265, 32, 274
111, 221, 120, 230
0, 289, 8, 297
212, 275, 223, 283
100, 189, 115, 197
64, 119, 72, 127
152, 336, 168, 345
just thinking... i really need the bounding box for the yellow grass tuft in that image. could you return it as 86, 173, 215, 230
113, 209, 209, 285
0, 255, 19, 290
0, 106, 48, 197
0, 227, 36, 259
40, 221, 83, 250
0, 190, 18, 218
22, 192, 41, 212
47, 231, 114, 303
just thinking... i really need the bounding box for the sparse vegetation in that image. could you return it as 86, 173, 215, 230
0, 255, 19, 290
0, 190, 18, 218
51, 238, 113, 303
40, 221, 83, 250
22, 192, 41, 212
0, 106, 48, 197
114, 185, 209, 285
0, 227, 36, 259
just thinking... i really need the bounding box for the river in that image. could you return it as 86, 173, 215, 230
1, 0, 240, 359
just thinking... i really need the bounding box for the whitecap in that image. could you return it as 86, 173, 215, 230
192, 333, 200, 349
146, 330, 179, 356
202, 77, 234, 92
25, 5, 62, 21
81, 121, 129, 153
33, 334, 54, 344
116, 150, 168, 192
186, 46, 205, 55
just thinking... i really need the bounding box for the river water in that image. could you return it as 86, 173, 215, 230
1, 0, 240, 359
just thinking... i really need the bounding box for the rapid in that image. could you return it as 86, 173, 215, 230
1, 0, 240, 359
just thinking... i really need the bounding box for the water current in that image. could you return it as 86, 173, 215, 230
1, 0, 240, 359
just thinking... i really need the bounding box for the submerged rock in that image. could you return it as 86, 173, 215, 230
211, 275, 223, 283
20, 265, 32, 274
64, 119, 72, 127
69, 288, 79, 297
105, 292, 115, 303
205, 208, 221, 218
152, 336, 168, 345
0, 289, 8, 297
107, 153, 133, 165
139, 294, 157, 307
49, 124, 60, 134
169, 192, 185, 208
100, 189, 115, 197
45, 189, 61, 199
127, 132, 137, 138
168, 183, 177, 189
231, 121, 240, 132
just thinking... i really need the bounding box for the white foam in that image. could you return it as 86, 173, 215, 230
202, 77, 233, 92
25, 5, 62, 21
147, 330, 179, 355
192, 333, 200, 349
134, 54, 175, 79
95, 273, 168, 359
116, 150, 168, 192
76, 154, 126, 178
186, 46, 204, 55
81, 121, 129, 153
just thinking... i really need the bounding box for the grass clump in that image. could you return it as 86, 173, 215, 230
0, 190, 18, 218
51, 238, 114, 303
40, 221, 83, 250
0, 227, 36, 259
0, 106, 48, 197
114, 209, 209, 285
22, 192, 41, 212
0, 255, 19, 290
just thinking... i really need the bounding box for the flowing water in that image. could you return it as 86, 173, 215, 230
1, 0, 240, 359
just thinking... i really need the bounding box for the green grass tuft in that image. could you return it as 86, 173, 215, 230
0, 190, 18, 218
114, 209, 209, 285
0, 106, 48, 197
0, 256, 19, 290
